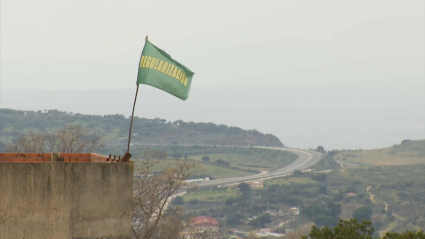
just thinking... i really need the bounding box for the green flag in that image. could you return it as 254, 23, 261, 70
137, 40, 194, 100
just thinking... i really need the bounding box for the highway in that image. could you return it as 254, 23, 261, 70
160, 147, 322, 214
126, 143, 323, 187
198, 147, 323, 187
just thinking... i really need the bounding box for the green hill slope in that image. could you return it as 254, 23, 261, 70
0, 108, 283, 151
330, 139, 425, 166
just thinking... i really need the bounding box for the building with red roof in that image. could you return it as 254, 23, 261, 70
192, 216, 219, 232
346, 192, 357, 197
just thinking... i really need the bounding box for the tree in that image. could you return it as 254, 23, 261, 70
401, 139, 412, 144
7, 124, 104, 153
248, 219, 262, 228
132, 150, 201, 239
172, 152, 183, 159
319, 185, 327, 194
215, 158, 230, 166
352, 207, 372, 222
326, 202, 341, 217
55, 125, 104, 153
313, 214, 339, 228
226, 213, 245, 227
302, 205, 324, 218
316, 146, 325, 153
257, 214, 271, 227
312, 173, 328, 182
201, 156, 210, 162
303, 219, 424, 239
294, 170, 303, 176
7, 131, 48, 153
346, 186, 357, 194
238, 182, 251, 192
172, 196, 184, 205
225, 197, 235, 206
286, 222, 315, 239
302, 219, 374, 239
383, 230, 425, 239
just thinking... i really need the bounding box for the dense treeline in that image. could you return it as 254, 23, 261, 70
304, 219, 425, 239
0, 108, 283, 152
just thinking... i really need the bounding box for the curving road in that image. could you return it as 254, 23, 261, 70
198, 147, 323, 187
163, 147, 322, 213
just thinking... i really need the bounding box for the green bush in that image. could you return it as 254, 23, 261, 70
352, 206, 372, 222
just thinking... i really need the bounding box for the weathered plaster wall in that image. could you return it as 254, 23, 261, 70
0, 162, 133, 239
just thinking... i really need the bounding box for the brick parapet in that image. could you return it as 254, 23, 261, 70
0, 153, 126, 163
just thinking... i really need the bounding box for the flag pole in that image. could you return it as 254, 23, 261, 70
121, 36, 148, 162
127, 84, 140, 153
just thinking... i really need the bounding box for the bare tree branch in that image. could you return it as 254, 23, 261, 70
7, 124, 105, 153
132, 151, 204, 239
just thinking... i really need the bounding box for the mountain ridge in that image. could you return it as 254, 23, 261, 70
0, 108, 283, 151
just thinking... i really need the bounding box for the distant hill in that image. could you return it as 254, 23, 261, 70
330, 139, 425, 166
0, 108, 283, 151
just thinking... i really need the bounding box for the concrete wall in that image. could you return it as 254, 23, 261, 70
0, 162, 133, 239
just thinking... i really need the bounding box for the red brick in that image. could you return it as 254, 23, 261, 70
3, 153, 17, 157
81, 153, 91, 158
0, 158, 11, 162
25, 158, 38, 162
77, 159, 90, 163
70, 153, 82, 158
43, 155, 51, 159
11, 158, 24, 162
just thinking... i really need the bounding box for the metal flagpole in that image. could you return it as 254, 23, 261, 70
127, 84, 140, 153
121, 36, 148, 162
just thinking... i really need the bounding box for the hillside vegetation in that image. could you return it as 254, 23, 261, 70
180, 164, 425, 235
0, 108, 283, 151
128, 145, 298, 178
175, 142, 425, 235
331, 140, 425, 165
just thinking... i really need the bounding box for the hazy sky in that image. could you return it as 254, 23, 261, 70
1, 1, 424, 149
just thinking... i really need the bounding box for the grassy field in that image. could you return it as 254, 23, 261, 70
130, 146, 297, 179
191, 153, 276, 171
126, 145, 298, 179
333, 140, 425, 166
198, 162, 256, 179
132, 159, 255, 179
265, 176, 316, 185
183, 188, 239, 202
